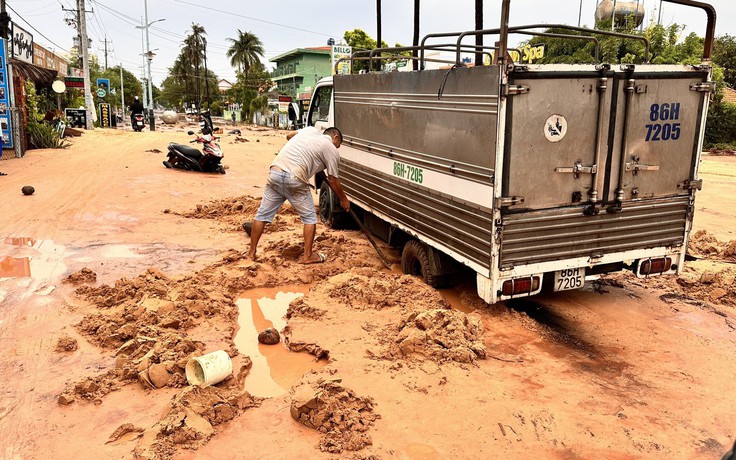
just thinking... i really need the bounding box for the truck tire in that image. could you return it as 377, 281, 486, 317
401, 240, 446, 288
318, 181, 351, 229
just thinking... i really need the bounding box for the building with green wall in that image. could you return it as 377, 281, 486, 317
270, 46, 332, 100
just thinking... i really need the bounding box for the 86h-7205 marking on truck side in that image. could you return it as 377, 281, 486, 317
393, 161, 424, 184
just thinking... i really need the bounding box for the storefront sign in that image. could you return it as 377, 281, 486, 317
331, 45, 352, 75
65, 108, 87, 128
98, 103, 111, 128
0, 39, 14, 149
64, 77, 84, 89
10, 23, 33, 64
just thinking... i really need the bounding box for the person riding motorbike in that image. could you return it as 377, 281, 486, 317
129, 96, 144, 126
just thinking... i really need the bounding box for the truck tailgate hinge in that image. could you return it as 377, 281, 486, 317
504, 84, 529, 96
678, 178, 703, 190
496, 196, 525, 207
690, 81, 716, 93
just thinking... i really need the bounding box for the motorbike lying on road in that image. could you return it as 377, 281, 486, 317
132, 113, 145, 132
163, 111, 225, 174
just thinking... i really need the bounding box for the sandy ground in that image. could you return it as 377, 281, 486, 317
0, 124, 734, 459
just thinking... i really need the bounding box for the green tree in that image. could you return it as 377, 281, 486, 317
228, 61, 272, 119
713, 34, 736, 88
343, 29, 389, 72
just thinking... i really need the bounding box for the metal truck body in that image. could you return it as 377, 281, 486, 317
308, 0, 716, 304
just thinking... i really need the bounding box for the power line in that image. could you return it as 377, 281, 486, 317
171, 0, 339, 39
6, 4, 70, 53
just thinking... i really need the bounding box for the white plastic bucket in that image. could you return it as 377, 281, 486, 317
185, 350, 233, 386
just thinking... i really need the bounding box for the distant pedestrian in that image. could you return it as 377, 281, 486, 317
231, 111, 236, 126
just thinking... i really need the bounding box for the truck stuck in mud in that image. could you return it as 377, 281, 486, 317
309, 0, 717, 304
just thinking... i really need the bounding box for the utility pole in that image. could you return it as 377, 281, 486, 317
578, 0, 583, 27
144, 0, 153, 130
101, 35, 111, 70
120, 63, 125, 125
139, 18, 147, 109
77, 0, 94, 129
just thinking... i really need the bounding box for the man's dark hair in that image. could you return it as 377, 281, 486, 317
324, 127, 342, 144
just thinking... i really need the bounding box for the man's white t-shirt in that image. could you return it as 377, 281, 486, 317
271, 127, 340, 184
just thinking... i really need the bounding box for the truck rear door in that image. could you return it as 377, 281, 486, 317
498, 66, 710, 269
502, 70, 609, 210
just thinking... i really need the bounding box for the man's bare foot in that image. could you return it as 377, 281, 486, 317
245, 250, 257, 261
299, 252, 326, 264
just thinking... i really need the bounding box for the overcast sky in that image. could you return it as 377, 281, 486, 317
10, 0, 736, 86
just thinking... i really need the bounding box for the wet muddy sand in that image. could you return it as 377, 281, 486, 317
0, 128, 734, 459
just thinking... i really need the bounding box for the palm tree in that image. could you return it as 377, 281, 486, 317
226, 30, 264, 83
184, 23, 207, 106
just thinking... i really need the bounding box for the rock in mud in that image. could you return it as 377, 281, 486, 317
258, 327, 280, 345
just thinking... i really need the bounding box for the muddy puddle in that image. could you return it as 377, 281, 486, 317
0, 239, 67, 299
235, 285, 325, 397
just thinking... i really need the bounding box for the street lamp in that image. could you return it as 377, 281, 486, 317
135, 1, 164, 131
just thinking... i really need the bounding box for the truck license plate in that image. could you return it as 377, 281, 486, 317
554, 268, 584, 291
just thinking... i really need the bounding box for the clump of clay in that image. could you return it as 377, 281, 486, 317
64, 268, 97, 285
58, 369, 121, 404
326, 271, 449, 311
391, 309, 486, 363
286, 297, 325, 320
290, 376, 379, 453
689, 230, 736, 260
55, 336, 78, 352
258, 327, 280, 345
133, 385, 261, 458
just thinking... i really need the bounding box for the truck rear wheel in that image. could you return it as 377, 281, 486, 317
401, 240, 446, 288
318, 181, 351, 229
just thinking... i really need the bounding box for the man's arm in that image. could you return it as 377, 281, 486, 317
327, 175, 350, 211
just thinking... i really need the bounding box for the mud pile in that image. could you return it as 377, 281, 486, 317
173, 194, 298, 232
325, 270, 448, 311
133, 383, 261, 460
675, 266, 736, 307
688, 230, 736, 261
622, 231, 736, 309
63, 267, 97, 285
290, 374, 379, 453
55, 336, 78, 352
388, 308, 486, 364
62, 267, 238, 403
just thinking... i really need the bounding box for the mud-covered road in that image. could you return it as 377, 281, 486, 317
0, 125, 734, 459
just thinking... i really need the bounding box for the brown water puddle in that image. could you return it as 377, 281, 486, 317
234, 285, 325, 398
4, 237, 36, 247
0, 257, 31, 278
0, 239, 67, 285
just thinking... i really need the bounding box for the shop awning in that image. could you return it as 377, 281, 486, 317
8, 58, 59, 87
